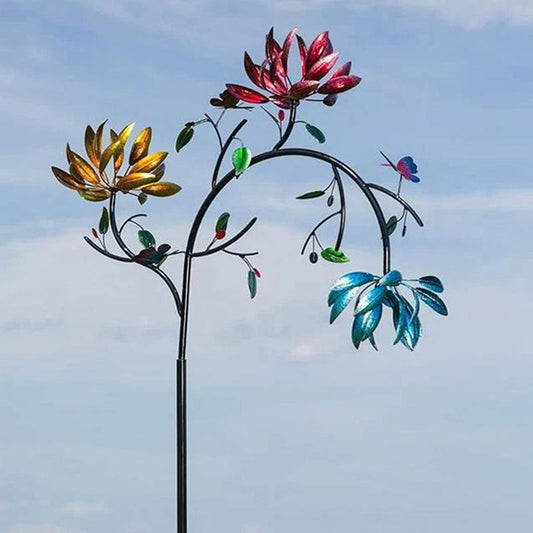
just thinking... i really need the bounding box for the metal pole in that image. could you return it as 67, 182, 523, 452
177, 252, 192, 533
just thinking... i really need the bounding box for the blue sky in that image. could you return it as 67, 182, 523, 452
1, 1, 533, 532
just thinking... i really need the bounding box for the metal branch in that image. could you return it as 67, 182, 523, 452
211, 119, 248, 189
191, 217, 258, 258
204, 113, 224, 150
300, 211, 341, 255
272, 103, 297, 150
331, 165, 346, 250
366, 183, 424, 227
108, 193, 183, 317
119, 213, 147, 234
83, 236, 133, 262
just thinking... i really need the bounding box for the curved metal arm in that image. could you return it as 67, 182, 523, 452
191, 217, 258, 258
84, 236, 133, 263
107, 194, 183, 317
185, 149, 392, 274
300, 211, 342, 255
366, 183, 424, 227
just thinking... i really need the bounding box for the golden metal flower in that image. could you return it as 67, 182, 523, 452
51, 121, 181, 201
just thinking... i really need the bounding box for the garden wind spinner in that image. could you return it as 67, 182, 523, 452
51, 27, 447, 533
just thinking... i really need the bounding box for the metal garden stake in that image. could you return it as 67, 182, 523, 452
51, 27, 448, 533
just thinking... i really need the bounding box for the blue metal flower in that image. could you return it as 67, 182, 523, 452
328, 270, 447, 351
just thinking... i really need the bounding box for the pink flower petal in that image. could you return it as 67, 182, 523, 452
296, 35, 308, 77
244, 52, 264, 88
226, 84, 269, 103
306, 31, 333, 69
289, 79, 319, 99
330, 61, 352, 79
305, 52, 339, 81
317, 75, 361, 94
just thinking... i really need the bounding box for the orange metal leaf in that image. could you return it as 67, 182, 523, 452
51, 166, 84, 190
117, 172, 158, 191
69, 151, 100, 185
141, 182, 181, 197
129, 127, 152, 165
129, 152, 168, 175
85, 126, 99, 167
78, 188, 111, 202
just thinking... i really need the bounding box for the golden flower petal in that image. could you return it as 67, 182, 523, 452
99, 140, 122, 173
129, 152, 168, 175
152, 163, 166, 181
117, 172, 158, 191
118, 122, 136, 146
141, 182, 181, 197
51, 166, 85, 190
69, 150, 100, 185
78, 188, 111, 202
85, 125, 99, 167
110, 129, 124, 174
129, 127, 152, 165
94, 120, 107, 160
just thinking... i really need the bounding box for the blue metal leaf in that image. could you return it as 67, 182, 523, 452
352, 304, 383, 347
377, 270, 402, 287
418, 275, 444, 293
368, 333, 378, 351
403, 312, 423, 351
415, 288, 448, 316
353, 285, 387, 317
329, 287, 358, 324
328, 272, 376, 306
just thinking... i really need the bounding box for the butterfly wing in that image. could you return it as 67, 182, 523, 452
397, 156, 419, 182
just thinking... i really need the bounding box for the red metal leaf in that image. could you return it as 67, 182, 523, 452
265, 27, 282, 62
306, 31, 332, 69
289, 80, 319, 99
296, 35, 308, 77
244, 52, 264, 88
317, 75, 361, 94
330, 61, 352, 79
226, 84, 269, 103
281, 27, 298, 72
305, 52, 339, 81
269, 96, 292, 108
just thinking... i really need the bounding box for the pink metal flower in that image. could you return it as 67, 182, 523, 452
226, 28, 361, 109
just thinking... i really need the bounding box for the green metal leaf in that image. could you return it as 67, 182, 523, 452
305, 123, 326, 144
232, 147, 252, 175
138, 229, 156, 249
248, 270, 257, 299
296, 190, 325, 200
321, 247, 349, 263
215, 212, 230, 233
418, 275, 444, 293
386, 216, 398, 236
98, 207, 109, 235
175, 126, 194, 152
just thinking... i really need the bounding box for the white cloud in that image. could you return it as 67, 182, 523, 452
413, 188, 533, 212
56, 502, 108, 518
388, 0, 533, 28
